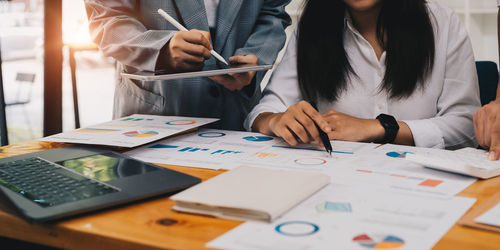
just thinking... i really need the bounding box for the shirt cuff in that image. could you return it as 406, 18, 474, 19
244, 105, 284, 132
402, 119, 445, 149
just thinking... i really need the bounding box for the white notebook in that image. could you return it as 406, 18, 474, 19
170, 166, 330, 222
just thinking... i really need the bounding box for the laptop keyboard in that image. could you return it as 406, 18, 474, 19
0, 157, 119, 207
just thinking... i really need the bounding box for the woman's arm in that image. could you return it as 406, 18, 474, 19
320, 111, 415, 146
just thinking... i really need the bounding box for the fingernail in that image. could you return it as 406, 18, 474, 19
489, 151, 496, 161
324, 126, 332, 132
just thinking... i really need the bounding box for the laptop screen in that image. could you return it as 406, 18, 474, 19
57, 152, 158, 182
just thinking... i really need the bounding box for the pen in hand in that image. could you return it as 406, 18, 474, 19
157, 9, 229, 65
310, 102, 333, 156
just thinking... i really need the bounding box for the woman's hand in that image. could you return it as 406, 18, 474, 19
252, 101, 331, 146
321, 110, 385, 142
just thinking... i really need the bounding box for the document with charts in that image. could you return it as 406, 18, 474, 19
207, 184, 476, 250
125, 129, 378, 170
326, 144, 477, 198
40, 115, 218, 148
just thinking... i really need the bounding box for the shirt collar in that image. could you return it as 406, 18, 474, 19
344, 11, 364, 38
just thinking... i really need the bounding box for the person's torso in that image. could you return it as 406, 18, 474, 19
115, 0, 266, 130
318, 3, 456, 121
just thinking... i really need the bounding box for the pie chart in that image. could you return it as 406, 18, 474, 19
275, 221, 319, 237
165, 120, 196, 125
198, 132, 226, 138
242, 136, 273, 142
294, 157, 327, 166
353, 234, 405, 249
123, 131, 159, 138
386, 151, 412, 158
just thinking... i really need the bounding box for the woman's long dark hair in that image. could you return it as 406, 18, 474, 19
297, 0, 435, 102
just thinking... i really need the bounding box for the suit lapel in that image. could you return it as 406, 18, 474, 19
172, 0, 209, 31
214, 0, 244, 51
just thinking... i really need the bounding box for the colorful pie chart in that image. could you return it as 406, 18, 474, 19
123, 131, 159, 138
353, 234, 405, 249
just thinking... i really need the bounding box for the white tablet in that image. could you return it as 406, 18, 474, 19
120, 63, 273, 81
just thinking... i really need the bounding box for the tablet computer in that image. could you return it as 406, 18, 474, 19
120, 63, 273, 81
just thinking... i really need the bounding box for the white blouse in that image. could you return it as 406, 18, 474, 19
245, 3, 481, 149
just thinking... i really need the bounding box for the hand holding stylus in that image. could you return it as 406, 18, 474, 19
158, 9, 229, 72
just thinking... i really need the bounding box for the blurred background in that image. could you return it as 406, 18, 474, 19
0, 0, 497, 144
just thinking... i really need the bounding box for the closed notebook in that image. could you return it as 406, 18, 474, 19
170, 166, 330, 222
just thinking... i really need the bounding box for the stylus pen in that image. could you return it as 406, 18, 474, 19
310, 102, 332, 156
157, 9, 229, 66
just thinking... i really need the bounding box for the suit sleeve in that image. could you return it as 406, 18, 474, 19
85, 0, 175, 72
234, 0, 292, 98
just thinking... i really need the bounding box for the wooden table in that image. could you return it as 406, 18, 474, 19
0, 141, 499, 249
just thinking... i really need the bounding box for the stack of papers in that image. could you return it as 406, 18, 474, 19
125, 128, 479, 249
46, 120, 478, 250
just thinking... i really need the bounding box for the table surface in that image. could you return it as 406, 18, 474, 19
0, 141, 499, 250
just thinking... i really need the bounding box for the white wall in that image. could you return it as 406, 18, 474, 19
434, 0, 498, 64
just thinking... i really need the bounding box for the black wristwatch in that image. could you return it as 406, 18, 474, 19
375, 114, 399, 144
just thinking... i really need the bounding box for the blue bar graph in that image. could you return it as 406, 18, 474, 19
150, 144, 242, 155
188, 148, 209, 152
211, 150, 243, 155
178, 147, 192, 152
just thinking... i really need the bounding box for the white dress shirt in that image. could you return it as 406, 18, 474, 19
204, 0, 220, 28
245, 3, 480, 149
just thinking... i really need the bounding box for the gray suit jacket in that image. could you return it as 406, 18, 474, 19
85, 0, 291, 130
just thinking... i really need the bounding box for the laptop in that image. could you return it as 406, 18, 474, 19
0, 146, 201, 223
120, 63, 272, 81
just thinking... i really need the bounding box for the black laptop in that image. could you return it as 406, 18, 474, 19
0, 146, 200, 223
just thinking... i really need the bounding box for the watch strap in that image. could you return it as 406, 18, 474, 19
375, 114, 399, 144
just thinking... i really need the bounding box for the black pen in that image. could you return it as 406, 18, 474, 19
310, 102, 332, 156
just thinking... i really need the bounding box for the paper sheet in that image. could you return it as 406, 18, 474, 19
327, 144, 477, 198
475, 202, 500, 227
207, 184, 476, 250
126, 131, 475, 197
40, 115, 218, 148
125, 129, 378, 170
